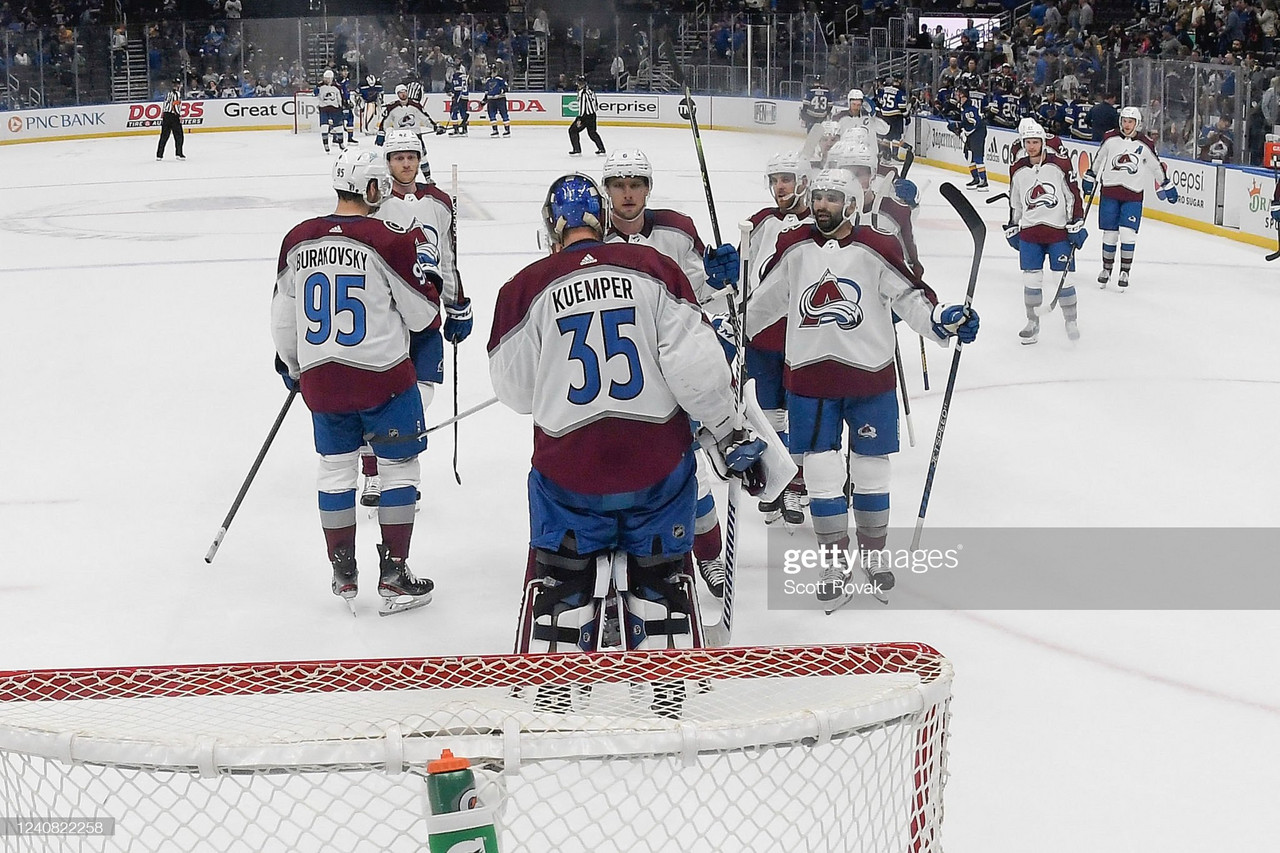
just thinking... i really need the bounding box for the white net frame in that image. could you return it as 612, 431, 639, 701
292, 91, 320, 134
0, 644, 952, 853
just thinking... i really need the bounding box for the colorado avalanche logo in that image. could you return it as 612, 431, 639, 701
1024, 181, 1059, 210
1113, 151, 1141, 173
799, 270, 863, 329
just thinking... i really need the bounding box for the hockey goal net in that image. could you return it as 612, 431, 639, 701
0, 644, 952, 852
292, 90, 319, 134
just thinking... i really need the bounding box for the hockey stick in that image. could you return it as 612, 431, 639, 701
985, 192, 1009, 204
911, 183, 984, 552
894, 335, 916, 447
450, 164, 462, 485
1267, 161, 1280, 261
366, 396, 499, 446
1036, 184, 1096, 317
204, 387, 299, 564
919, 334, 930, 391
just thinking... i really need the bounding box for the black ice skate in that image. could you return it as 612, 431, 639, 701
698, 557, 726, 599
331, 549, 358, 617
376, 545, 433, 616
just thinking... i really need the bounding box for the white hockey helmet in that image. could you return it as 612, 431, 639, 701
395, 83, 409, 98
765, 150, 809, 207
332, 148, 391, 208
602, 148, 653, 189
383, 127, 424, 158
1018, 118, 1048, 144
809, 168, 859, 233
1119, 106, 1142, 134
830, 140, 877, 174
323, 69, 335, 81
847, 88, 865, 103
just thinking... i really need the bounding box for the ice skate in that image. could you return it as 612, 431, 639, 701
360, 474, 381, 507
780, 485, 805, 526
816, 550, 852, 604
974, 179, 989, 192
1065, 319, 1080, 341
1117, 270, 1129, 289
965, 174, 980, 188
594, 148, 606, 155
859, 548, 893, 602
376, 545, 433, 616
759, 494, 783, 523
502, 128, 511, 137
698, 557, 726, 599
331, 549, 358, 616
490, 127, 500, 137
1098, 266, 1111, 287
569, 149, 582, 156
1019, 317, 1039, 345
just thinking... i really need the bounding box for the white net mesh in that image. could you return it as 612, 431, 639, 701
0, 644, 951, 853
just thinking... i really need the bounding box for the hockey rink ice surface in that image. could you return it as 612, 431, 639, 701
2, 123, 1278, 852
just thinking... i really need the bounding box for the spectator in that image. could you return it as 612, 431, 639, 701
611, 51, 628, 91
1261, 75, 1280, 129
1089, 91, 1120, 139
224, 0, 241, 20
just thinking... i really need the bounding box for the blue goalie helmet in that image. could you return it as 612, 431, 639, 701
542, 173, 609, 244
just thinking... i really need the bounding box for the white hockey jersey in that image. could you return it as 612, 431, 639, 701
1009, 153, 1083, 243
315, 82, 342, 110
1093, 130, 1169, 202
746, 225, 944, 399
377, 182, 464, 307
272, 214, 441, 414
743, 204, 811, 353
380, 100, 432, 133
604, 209, 714, 305
487, 240, 734, 495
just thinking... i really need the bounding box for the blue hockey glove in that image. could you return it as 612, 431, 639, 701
716, 426, 767, 495
1003, 222, 1021, 251
931, 304, 980, 344
374, 131, 385, 146
703, 243, 740, 291
1066, 218, 1088, 250
709, 313, 737, 364
1081, 170, 1097, 196
274, 354, 298, 392
894, 177, 919, 208
443, 298, 473, 344
1156, 179, 1178, 204
1271, 200, 1280, 223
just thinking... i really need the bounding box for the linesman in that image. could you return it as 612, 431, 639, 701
568, 75, 606, 156
156, 78, 185, 161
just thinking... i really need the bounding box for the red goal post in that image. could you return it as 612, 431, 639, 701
0, 644, 952, 852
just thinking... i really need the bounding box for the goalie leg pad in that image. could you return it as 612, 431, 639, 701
623, 554, 697, 650
523, 542, 602, 654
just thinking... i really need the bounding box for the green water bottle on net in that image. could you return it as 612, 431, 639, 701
426, 749, 500, 853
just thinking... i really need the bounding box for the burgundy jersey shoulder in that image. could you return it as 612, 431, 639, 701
1101, 128, 1123, 144
748, 206, 780, 229
759, 222, 818, 279
488, 242, 697, 352
1009, 155, 1033, 179
416, 183, 453, 209
650, 209, 707, 252
277, 216, 332, 274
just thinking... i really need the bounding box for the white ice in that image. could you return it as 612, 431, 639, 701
0, 123, 1277, 853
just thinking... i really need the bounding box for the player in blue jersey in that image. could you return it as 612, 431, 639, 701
338, 67, 358, 145
447, 64, 470, 136
483, 63, 511, 137
948, 88, 988, 191
875, 72, 909, 160
800, 76, 832, 132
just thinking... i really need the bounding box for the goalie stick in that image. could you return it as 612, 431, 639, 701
911, 183, 984, 552
450, 163, 462, 485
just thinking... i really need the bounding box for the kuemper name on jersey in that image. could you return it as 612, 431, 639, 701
551, 275, 634, 312
296, 245, 369, 271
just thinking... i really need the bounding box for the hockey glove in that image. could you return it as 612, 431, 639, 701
703, 243, 740, 291
931, 304, 980, 344
1156, 179, 1179, 204
443, 298, 473, 344
274, 354, 299, 392
1066, 219, 1088, 250
709, 313, 737, 364
1081, 170, 1097, 196
1271, 199, 1280, 223
947, 121, 960, 136
894, 177, 919, 208
716, 426, 768, 496
1003, 222, 1021, 251
374, 131, 386, 146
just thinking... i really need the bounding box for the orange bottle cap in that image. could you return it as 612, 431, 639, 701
428, 749, 472, 774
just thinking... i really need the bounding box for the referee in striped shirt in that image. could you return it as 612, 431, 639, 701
156, 78, 185, 161
568, 75, 606, 156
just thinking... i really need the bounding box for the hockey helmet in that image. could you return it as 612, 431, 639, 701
765, 150, 809, 206
395, 83, 409, 98
847, 88, 865, 103
332, 149, 391, 208
365, 74, 378, 87
323, 69, 335, 81
383, 128, 424, 158
1119, 106, 1142, 134
602, 148, 653, 189
543, 173, 609, 243
1017, 117, 1047, 142
830, 139, 877, 174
